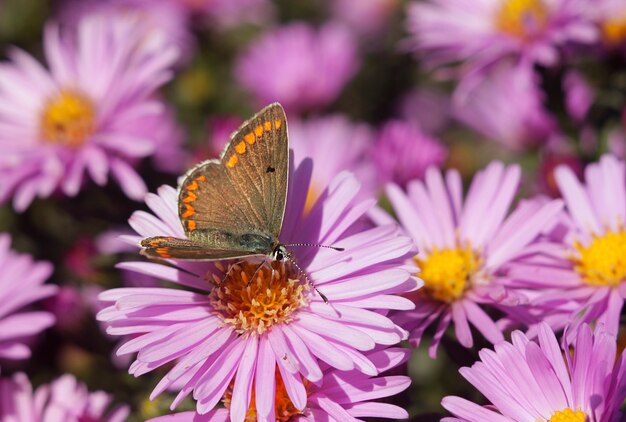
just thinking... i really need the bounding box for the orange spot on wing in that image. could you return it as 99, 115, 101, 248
186, 181, 199, 191
235, 141, 246, 154
264, 121, 272, 131
226, 154, 238, 168
156, 248, 172, 258
274, 119, 282, 129
245, 133, 255, 144
254, 125, 264, 137
195, 175, 206, 181
186, 220, 197, 231
181, 204, 195, 218
183, 191, 197, 203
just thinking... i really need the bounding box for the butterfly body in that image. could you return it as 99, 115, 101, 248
140, 103, 289, 262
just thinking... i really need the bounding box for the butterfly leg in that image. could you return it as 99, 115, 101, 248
247, 260, 268, 288
219, 259, 248, 286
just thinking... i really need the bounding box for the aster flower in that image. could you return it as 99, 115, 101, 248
148, 347, 411, 422
235, 23, 359, 112
0, 372, 129, 421
372, 119, 447, 188
441, 323, 626, 422
592, 0, 626, 53
0, 233, 57, 362
371, 162, 563, 356
453, 63, 555, 150
331, 0, 398, 38
289, 115, 375, 210
97, 160, 417, 419
406, 0, 597, 81
507, 154, 626, 336
0, 14, 178, 211
398, 87, 451, 135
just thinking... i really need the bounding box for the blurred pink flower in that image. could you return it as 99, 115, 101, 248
406, 0, 597, 80
564, 70, 594, 123
0, 233, 57, 362
593, 0, 626, 54
0, 372, 129, 421
0, 15, 178, 211
442, 323, 626, 422
398, 88, 451, 135
148, 347, 411, 421
235, 23, 359, 112
371, 163, 563, 356
331, 0, 398, 38
506, 154, 626, 336
98, 161, 418, 419
372, 119, 447, 188
289, 115, 375, 209
453, 63, 556, 150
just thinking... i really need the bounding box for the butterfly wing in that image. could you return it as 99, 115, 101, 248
176, 103, 288, 256
141, 237, 261, 260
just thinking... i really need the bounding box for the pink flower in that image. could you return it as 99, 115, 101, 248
235, 23, 359, 112
0, 372, 129, 421
0, 15, 178, 211
371, 162, 563, 356
372, 119, 447, 188
331, 0, 398, 37
506, 154, 626, 336
148, 347, 411, 421
406, 0, 597, 80
442, 323, 626, 422
0, 233, 57, 362
98, 161, 418, 419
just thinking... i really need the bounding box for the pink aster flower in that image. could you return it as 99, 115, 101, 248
453, 63, 556, 150
442, 323, 626, 422
289, 115, 375, 211
331, 0, 398, 38
372, 119, 447, 188
97, 161, 418, 419
148, 347, 410, 421
0, 372, 129, 421
592, 0, 626, 54
507, 154, 626, 336
371, 162, 563, 357
0, 15, 178, 211
0, 233, 57, 362
235, 23, 359, 112
406, 0, 597, 81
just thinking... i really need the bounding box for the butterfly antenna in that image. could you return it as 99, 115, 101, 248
285, 253, 329, 303
284, 243, 344, 252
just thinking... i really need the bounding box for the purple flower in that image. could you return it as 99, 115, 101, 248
406, 0, 597, 79
371, 162, 563, 356
0, 372, 129, 421
235, 23, 359, 112
0, 233, 57, 362
330, 0, 398, 37
507, 154, 626, 336
289, 115, 375, 211
98, 161, 418, 419
442, 323, 626, 422
564, 70, 594, 123
453, 63, 556, 150
0, 15, 178, 211
372, 119, 447, 188
398, 87, 451, 135
593, 0, 626, 53
148, 347, 411, 421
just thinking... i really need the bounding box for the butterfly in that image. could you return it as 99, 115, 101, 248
140, 103, 291, 263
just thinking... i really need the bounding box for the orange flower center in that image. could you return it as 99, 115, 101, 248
208, 260, 309, 334
495, 0, 549, 38
40, 89, 95, 147
602, 16, 626, 45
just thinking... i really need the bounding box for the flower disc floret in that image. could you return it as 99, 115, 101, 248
40, 90, 95, 147
572, 229, 626, 287
548, 408, 586, 422
496, 0, 549, 38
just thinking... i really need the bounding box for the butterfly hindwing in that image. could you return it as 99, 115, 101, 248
176, 103, 288, 255
140, 236, 261, 260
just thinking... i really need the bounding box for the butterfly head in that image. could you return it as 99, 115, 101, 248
271, 243, 288, 262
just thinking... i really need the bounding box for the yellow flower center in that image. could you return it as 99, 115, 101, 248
602, 17, 626, 45
222, 368, 306, 422
547, 408, 586, 422
40, 90, 95, 147
415, 245, 481, 303
208, 260, 309, 334
495, 0, 549, 38
572, 230, 626, 287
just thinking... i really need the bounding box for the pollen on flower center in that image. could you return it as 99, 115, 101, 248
222, 368, 307, 422
40, 90, 95, 147
208, 260, 309, 334
547, 408, 586, 422
415, 244, 481, 303
495, 0, 549, 38
572, 230, 626, 287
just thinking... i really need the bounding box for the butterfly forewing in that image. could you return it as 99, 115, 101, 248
141, 237, 259, 260
175, 103, 288, 257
